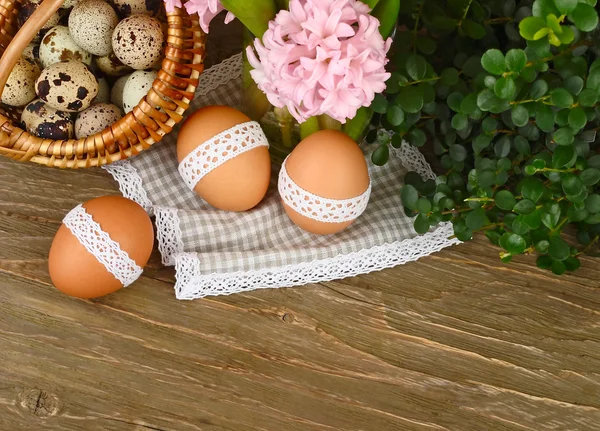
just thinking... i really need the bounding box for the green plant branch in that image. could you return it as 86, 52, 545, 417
457, 0, 474, 26
550, 217, 570, 235
412, 2, 424, 53
578, 235, 600, 256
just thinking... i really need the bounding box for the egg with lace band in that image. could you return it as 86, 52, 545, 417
177, 105, 271, 212
278, 130, 371, 235
48, 196, 154, 298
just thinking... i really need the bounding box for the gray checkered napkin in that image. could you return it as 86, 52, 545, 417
105, 54, 458, 299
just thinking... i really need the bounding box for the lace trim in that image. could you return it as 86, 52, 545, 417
63, 205, 143, 287
178, 121, 269, 191
278, 157, 371, 223
197, 53, 243, 95
154, 207, 184, 266
174, 223, 459, 299
103, 160, 154, 214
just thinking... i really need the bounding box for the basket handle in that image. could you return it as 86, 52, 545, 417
0, 0, 64, 101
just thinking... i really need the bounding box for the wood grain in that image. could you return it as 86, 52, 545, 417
1, 15, 600, 431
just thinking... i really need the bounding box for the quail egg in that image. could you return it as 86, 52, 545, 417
111, 0, 160, 18
22, 99, 74, 139
75, 103, 122, 138
69, 0, 119, 56
1, 56, 41, 107
122, 70, 156, 113
112, 15, 164, 70
18, 0, 61, 42
110, 74, 130, 110
23, 44, 40, 65
95, 52, 133, 76
39, 26, 92, 68
94, 78, 110, 104
36, 60, 98, 112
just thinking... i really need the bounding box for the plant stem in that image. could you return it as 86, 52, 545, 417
464, 197, 494, 202
274, 107, 294, 148
485, 17, 513, 24
510, 95, 551, 106
550, 217, 569, 235
412, 1, 424, 53
578, 235, 600, 256
457, 0, 473, 26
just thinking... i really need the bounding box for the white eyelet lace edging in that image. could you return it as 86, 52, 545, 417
103, 159, 154, 215
278, 157, 371, 223
154, 206, 184, 266
178, 121, 269, 191
63, 205, 143, 287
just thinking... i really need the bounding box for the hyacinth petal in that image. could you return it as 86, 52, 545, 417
183, 0, 236, 33
246, 0, 390, 123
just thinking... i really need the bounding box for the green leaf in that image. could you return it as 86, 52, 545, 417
371, 94, 388, 114
588, 70, 600, 91
530, 80, 549, 99
521, 177, 545, 202
432, 16, 459, 31
505, 49, 527, 73
495, 136, 511, 158
589, 155, 600, 169
484, 76, 497, 89
568, 107, 587, 131
542, 210, 561, 229
537, 255, 553, 269
551, 88, 574, 108
482, 116, 498, 134
514, 136, 531, 155
466, 208, 487, 230
417, 198, 432, 214
462, 19, 486, 39
407, 129, 427, 147
557, 26, 575, 44
372, 144, 390, 166
495, 190, 517, 210
371, 0, 401, 38
440, 68, 459, 86
552, 145, 576, 168
401, 185, 419, 210
406, 54, 427, 80
386, 105, 405, 126
578, 89, 598, 107
523, 209, 542, 229
477, 89, 510, 113
585, 194, 600, 213
568, 3, 599, 32
500, 233, 527, 254
546, 14, 563, 34
451, 114, 469, 131
473, 135, 492, 154
449, 144, 467, 162
551, 260, 567, 275
512, 215, 531, 235
460, 94, 478, 115
532, 0, 560, 18
494, 77, 517, 100
549, 237, 570, 261
514, 199, 536, 215
414, 214, 431, 234
555, 0, 578, 13
416, 36, 437, 55
511, 105, 529, 127
553, 127, 575, 146
447, 92, 465, 112
220, 0, 277, 37
562, 173, 585, 196
536, 240, 550, 253
581, 168, 600, 186
535, 105, 555, 132
568, 205, 588, 221
564, 76, 584, 96
396, 86, 424, 114
564, 256, 581, 271
481, 49, 506, 75
519, 17, 547, 40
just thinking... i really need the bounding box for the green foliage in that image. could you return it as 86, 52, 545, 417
372, 0, 600, 274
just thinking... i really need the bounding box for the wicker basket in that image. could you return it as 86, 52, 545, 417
0, 0, 205, 168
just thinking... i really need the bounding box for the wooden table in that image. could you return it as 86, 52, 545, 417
1, 21, 600, 431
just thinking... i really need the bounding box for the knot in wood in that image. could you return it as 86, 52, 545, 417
19, 388, 62, 417
282, 313, 295, 323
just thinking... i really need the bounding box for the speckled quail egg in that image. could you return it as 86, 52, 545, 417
112, 15, 164, 70
95, 52, 133, 76
18, 0, 61, 42
94, 78, 110, 104
36, 60, 98, 112
69, 0, 119, 56
74, 103, 122, 138
22, 99, 74, 139
111, 0, 160, 18
39, 26, 92, 68
23, 44, 40, 65
122, 70, 156, 113
1, 56, 41, 107
110, 74, 130, 110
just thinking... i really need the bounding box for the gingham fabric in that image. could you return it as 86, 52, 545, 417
105, 53, 459, 299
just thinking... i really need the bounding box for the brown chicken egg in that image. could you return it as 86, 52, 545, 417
278, 130, 371, 235
48, 196, 154, 298
176, 105, 271, 212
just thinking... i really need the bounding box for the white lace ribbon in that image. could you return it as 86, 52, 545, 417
178, 121, 269, 191
63, 205, 144, 287
278, 157, 372, 223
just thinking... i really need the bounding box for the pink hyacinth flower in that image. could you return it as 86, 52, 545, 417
165, 0, 235, 34
246, 0, 392, 124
